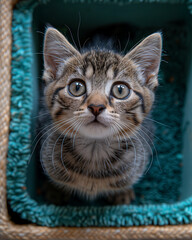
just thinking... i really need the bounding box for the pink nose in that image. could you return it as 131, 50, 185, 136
88, 104, 106, 117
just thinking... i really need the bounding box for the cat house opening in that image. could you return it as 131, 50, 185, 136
7, 0, 192, 227
29, 0, 192, 204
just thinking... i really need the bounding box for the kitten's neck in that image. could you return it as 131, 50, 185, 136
71, 135, 126, 162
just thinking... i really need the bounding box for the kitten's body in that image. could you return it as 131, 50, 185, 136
40, 28, 162, 203
41, 116, 153, 198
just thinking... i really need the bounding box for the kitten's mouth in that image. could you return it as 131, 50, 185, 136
93, 119, 99, 123
87, 118, 107, 128
80, 117, 111, 138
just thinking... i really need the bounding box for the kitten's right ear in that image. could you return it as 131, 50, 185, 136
43, 27, 80, 81
123, 33, 162, 91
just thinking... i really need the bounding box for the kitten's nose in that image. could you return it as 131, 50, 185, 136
88, 104, 106, 117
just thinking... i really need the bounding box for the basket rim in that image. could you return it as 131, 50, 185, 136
1, 0, 192, 239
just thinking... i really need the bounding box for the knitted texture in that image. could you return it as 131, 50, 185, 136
7, 0, 192, 227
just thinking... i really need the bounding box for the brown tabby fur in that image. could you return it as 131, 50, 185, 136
41, 27, 162, 203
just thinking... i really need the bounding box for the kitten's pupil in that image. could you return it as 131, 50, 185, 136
68, 80, 85, 96
112, 83, 129, 99
118, 85, 123, 94
76, 83, 81, 92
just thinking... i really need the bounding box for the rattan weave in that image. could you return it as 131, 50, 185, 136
1, 0, 192, 239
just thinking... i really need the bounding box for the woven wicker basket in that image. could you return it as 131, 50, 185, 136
1, 0, 192, 239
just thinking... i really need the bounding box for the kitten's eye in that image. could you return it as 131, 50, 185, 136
68, 79, 86, 97
111, 83, 130, 99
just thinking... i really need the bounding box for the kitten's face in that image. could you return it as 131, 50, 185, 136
43, 28, 162, 139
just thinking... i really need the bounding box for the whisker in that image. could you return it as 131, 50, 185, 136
32, 112, 50, 119
110, 124, 121, 149
39, 119, 75, 172
140, 121, 166, 144
121, 120, 161, 173
29, 118, 70, 165
111, 124, 135, 180
122, 31, 130, 53
52, 119, 79, 170
82, 37, 90, 49
60, 119, 82, 168
113, 122, 137, 176
125, 112, 167, 144
119, 121, 147, 175
31, 117, 73, 150
144, 116, 170, 128
64, 24, 78, 50
38, 117, 76, 168
77, 12, 82, 51
72, 120, 85, 148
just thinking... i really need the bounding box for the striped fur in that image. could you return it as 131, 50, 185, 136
41, 27, 162, 202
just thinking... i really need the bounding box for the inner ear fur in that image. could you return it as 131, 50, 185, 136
43, 27, 81, 80
123, 33, 162, 91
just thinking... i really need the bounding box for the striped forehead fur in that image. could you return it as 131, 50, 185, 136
82, 51, 120, 78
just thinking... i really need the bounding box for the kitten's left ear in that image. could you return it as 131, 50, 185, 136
43, 27, 81, 80
124, 33, 162, 90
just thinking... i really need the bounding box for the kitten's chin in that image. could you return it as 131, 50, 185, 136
79, 123, 112, 139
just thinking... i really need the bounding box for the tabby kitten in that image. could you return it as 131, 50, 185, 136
41, 27, 162, 204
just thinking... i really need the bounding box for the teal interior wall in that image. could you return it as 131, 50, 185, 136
181, 26, 192, 199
